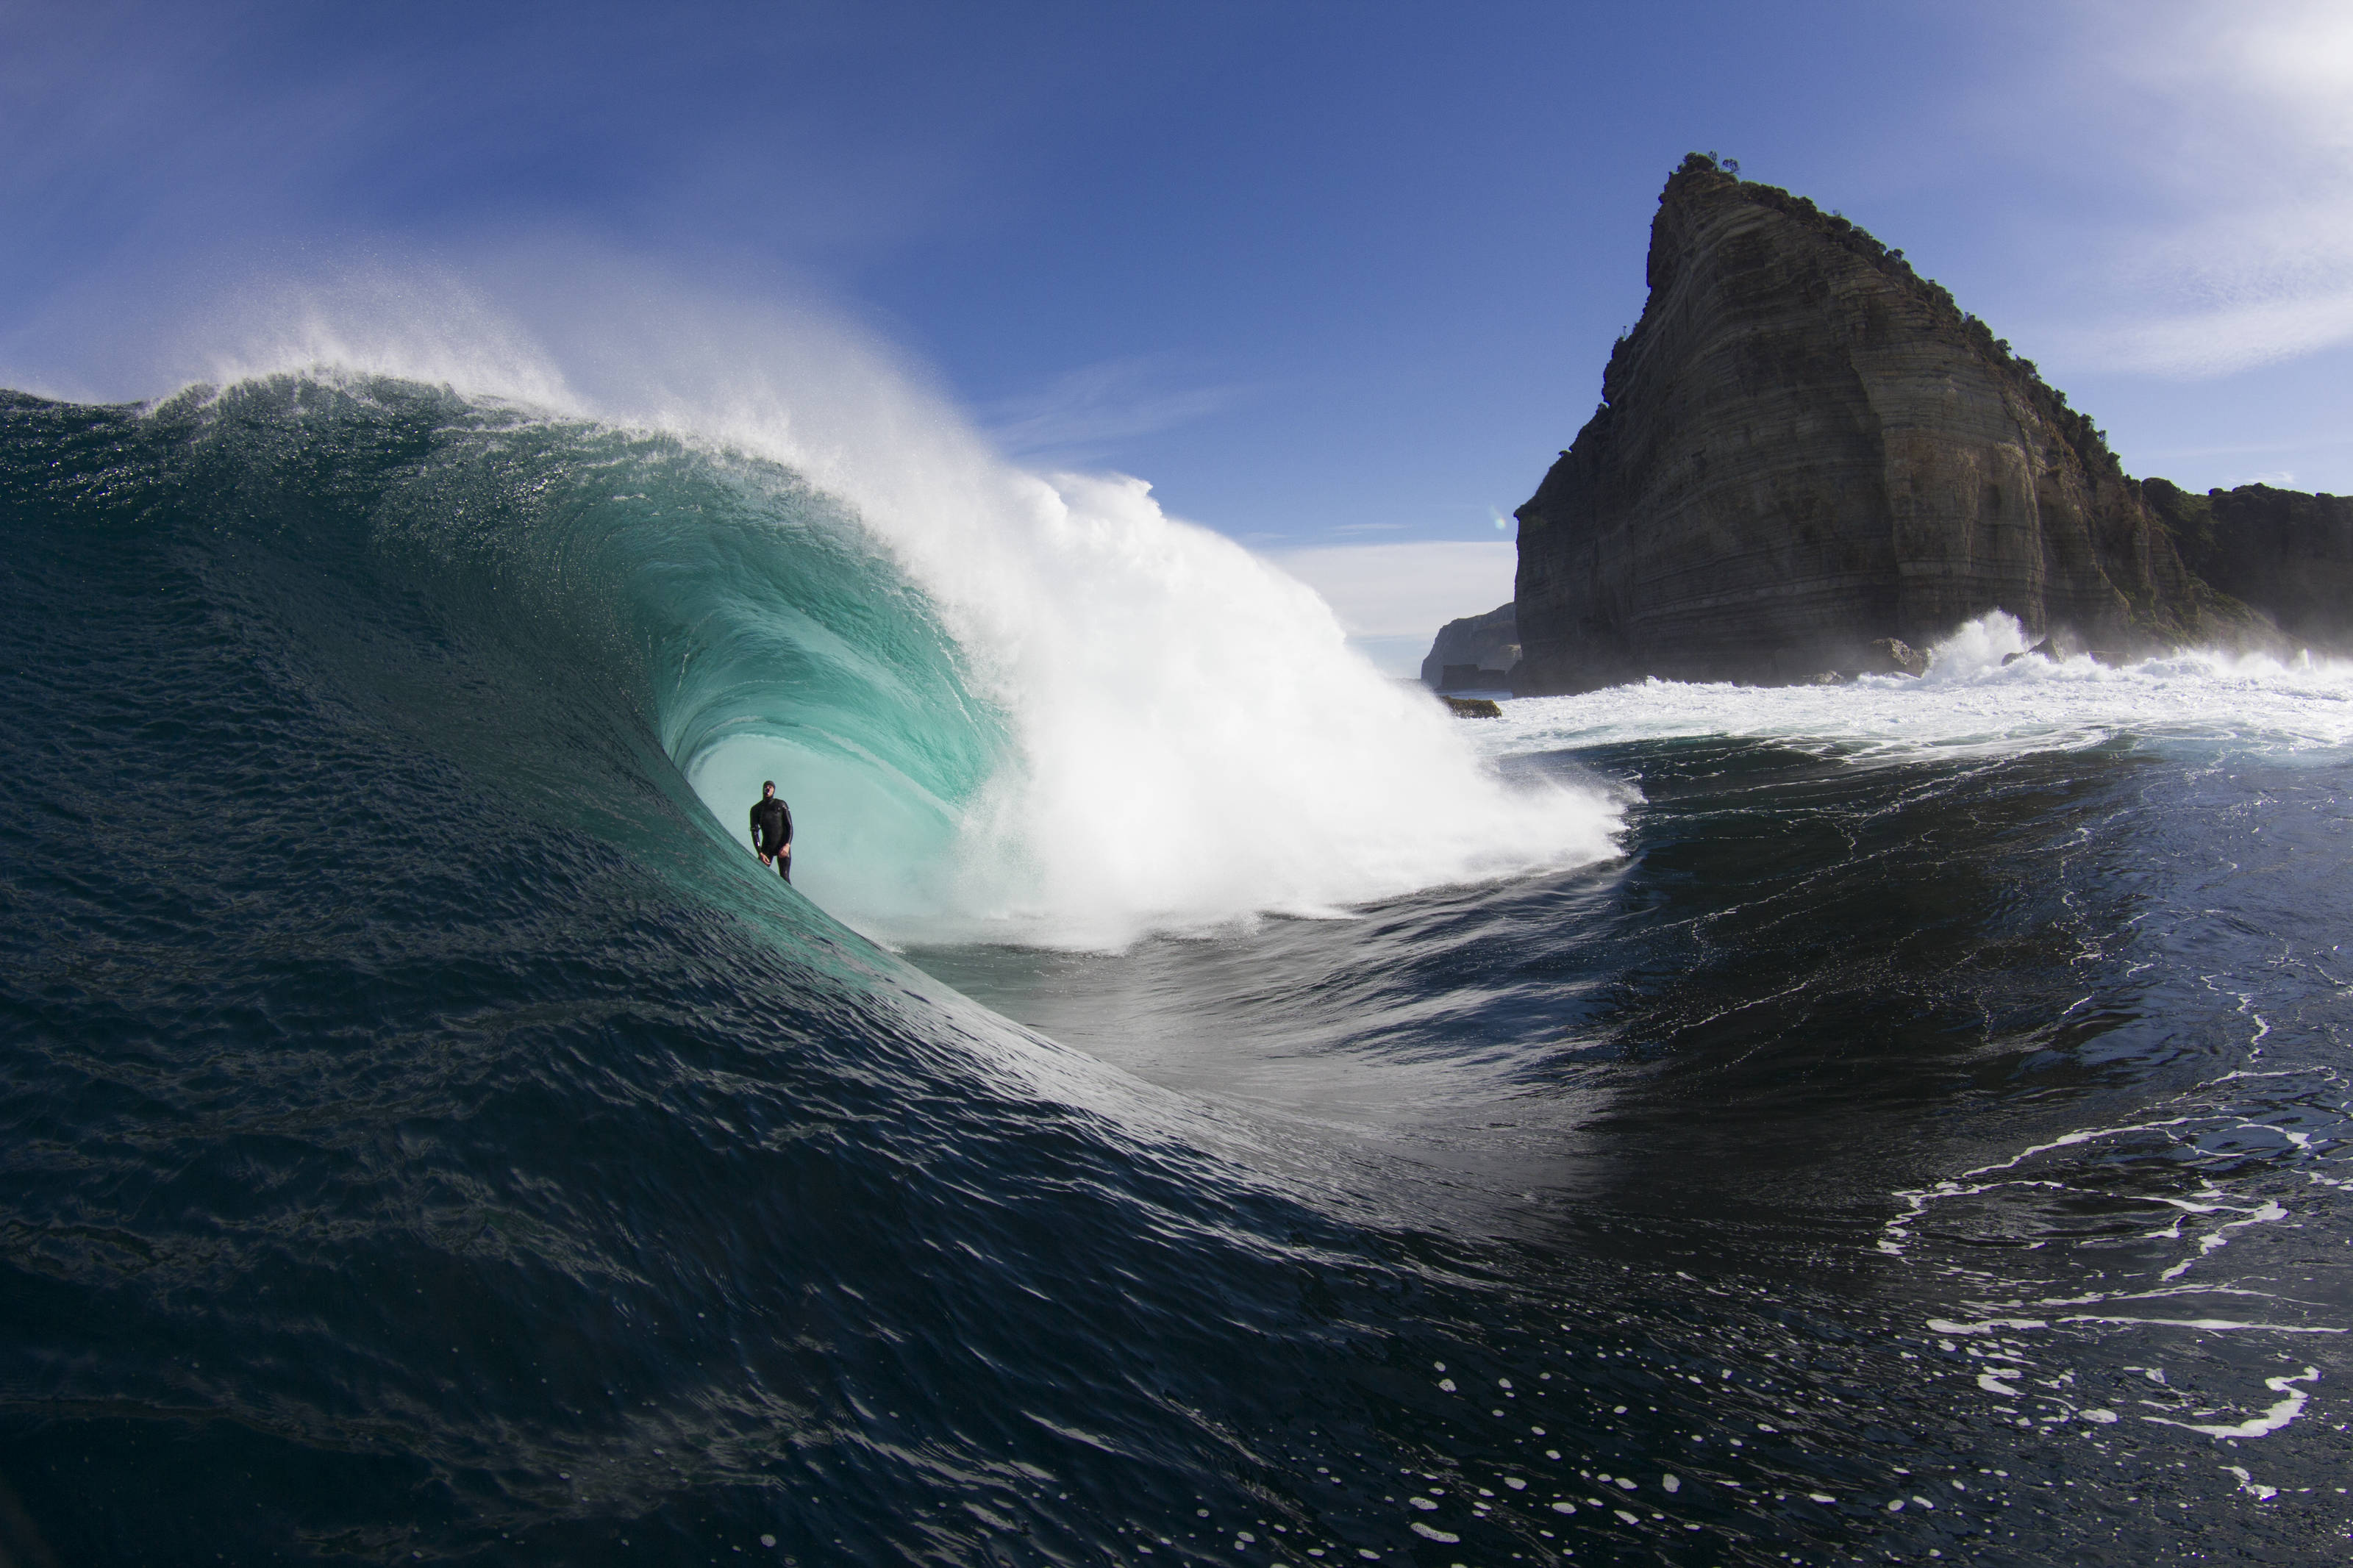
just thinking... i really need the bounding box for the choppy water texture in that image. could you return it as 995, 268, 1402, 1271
3, 379, 2349, 1567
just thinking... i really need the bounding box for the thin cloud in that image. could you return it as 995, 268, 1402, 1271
982, 356, 1248, 460
2043, 1, 2353, 378
2074, 287, 2353, 379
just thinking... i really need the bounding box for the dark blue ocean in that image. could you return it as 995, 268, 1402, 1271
3, 377, 2348, 1567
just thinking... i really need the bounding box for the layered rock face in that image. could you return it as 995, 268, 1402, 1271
2145, 480, 2353, 649
1513, 158, 2246, 694
1419, 601, 1518, 688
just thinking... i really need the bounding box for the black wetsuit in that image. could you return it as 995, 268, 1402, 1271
750, 796, 793, 881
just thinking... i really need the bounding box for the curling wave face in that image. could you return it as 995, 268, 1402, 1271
68, 364, 1619, 953
658, 445, 1624, 951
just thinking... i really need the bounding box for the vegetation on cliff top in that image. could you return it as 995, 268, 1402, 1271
1663, 152, 2127, 487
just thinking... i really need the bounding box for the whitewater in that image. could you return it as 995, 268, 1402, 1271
1488, 617, 2353, 765
117, 275, 1624, 951
2, 298, 2351, 1567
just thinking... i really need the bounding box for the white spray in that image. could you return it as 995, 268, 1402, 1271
93, 253, 1624, 948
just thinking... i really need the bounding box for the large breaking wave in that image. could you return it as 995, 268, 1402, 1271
66, 313, 1615, 952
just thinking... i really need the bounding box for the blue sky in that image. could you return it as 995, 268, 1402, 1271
7, 1, 2350, 670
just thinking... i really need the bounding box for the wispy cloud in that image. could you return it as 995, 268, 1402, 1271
2047, 1, 2353, 377
981, 355, 1248, 461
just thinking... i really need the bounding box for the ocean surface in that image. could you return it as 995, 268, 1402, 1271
3, 375, 2349, 1567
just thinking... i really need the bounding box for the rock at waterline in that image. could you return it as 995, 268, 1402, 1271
1810, 639, 1925, 684
1440, 663, 1513, 690
1439, 695, 1502, 718
2002, 637, 2057, 667
1865, 637, 1928, 677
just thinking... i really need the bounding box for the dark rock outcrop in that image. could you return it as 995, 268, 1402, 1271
1438, 695, 1502, 718
2143, 480, 2353, 649
1513, 155, 2255, 695
1862, 637, 1929, 678
1419, 602, 1519, 688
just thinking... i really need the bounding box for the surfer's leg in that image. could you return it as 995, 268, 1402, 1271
779, 848, 791, 883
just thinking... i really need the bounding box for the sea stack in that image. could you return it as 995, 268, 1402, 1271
1512, 155, 2247, 694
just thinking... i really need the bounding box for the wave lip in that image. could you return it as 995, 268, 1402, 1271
688, 461, 1624, 951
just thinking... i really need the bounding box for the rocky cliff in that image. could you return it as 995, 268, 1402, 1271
1419, 601, 1519, 688
2143, 480, 2353, 650
1513, 155, 2253, 694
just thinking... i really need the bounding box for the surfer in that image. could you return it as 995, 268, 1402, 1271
749, 781, 793, 883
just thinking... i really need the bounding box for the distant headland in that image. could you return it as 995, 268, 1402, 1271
1458, 154, 2353, 695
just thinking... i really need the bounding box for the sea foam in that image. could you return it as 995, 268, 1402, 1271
1484, 612, 2353, 767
